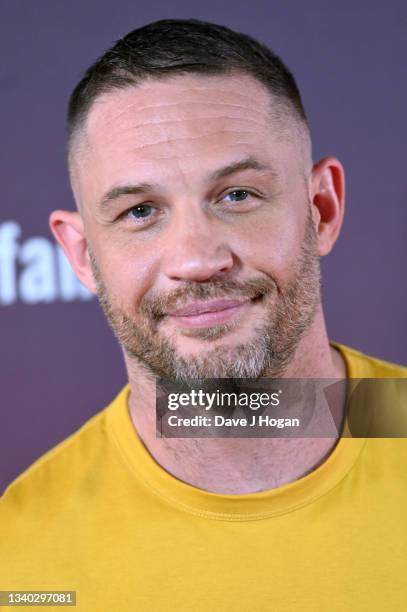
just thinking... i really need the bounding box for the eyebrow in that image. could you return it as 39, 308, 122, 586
99, 182, 156, 212
209, 156, 276, 182
97, 156, 276, 212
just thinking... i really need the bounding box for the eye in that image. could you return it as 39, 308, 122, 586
223, 190, 250, 203
127, 204, 154, 220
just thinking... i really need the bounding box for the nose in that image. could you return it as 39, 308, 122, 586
162, 213, 235, 282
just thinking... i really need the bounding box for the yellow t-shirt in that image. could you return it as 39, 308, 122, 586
1, 343, 407, 611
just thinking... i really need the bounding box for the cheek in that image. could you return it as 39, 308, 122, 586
228, 209, 306, 280
93, 238, 159, 311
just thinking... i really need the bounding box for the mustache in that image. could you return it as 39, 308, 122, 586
139, 276, 277, 320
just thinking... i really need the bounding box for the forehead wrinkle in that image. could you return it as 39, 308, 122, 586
123, 130, 258, 150
86, 97, 269, 157
95, 106, 274, 150
99, 115, 269, 134
130, 100, 263, 110
92, 112, 274, 165
126, 142, 261, 162
89, 75, 268, 120
88, 107, 269, 165
99, 99, 265, 115
97, 118, 268, 145
85, 73, 274, 132
89, 101, 270, 138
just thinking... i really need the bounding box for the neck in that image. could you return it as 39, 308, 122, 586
124, 308, 347, 494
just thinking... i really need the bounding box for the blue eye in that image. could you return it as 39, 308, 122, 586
128, 204, 153, 219
224, 190, 250, 202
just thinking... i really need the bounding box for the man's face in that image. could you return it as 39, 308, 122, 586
71, 73, 320, 383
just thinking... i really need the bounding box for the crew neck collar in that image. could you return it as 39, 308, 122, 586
107, 343, 366, 521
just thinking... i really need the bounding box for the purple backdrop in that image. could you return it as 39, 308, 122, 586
1, 0, 406, 493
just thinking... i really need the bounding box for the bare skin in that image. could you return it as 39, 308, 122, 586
51, 73, 346, 494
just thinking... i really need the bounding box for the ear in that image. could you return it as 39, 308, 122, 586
49, 210, 97, 294
310, 157, 345, 256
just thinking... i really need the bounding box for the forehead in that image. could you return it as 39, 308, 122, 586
72, 74, 300, 203
87, 72, 274, 131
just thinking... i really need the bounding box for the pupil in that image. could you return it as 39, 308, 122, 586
231, 190, 247, 201
132, 205, 150, 218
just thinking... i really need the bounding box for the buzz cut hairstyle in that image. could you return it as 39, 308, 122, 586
67, 18, 309, 159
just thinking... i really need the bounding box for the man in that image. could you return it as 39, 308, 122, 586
1, 18, 406, 611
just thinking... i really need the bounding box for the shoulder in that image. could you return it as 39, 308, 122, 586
332, 342, 407, 378
1, 384, 130, 513
0, 383, 133, 537
1, 408, 108, 513
0, 386, 131, 579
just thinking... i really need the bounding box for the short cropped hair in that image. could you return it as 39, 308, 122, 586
67, 18, 308, 156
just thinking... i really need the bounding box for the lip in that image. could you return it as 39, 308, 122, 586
170, 299, 249, 316
168, 298, 253, 328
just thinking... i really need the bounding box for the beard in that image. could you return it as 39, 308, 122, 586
89, 209, 321, 384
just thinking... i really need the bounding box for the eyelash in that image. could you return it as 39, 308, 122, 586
121, 189, 260, 224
